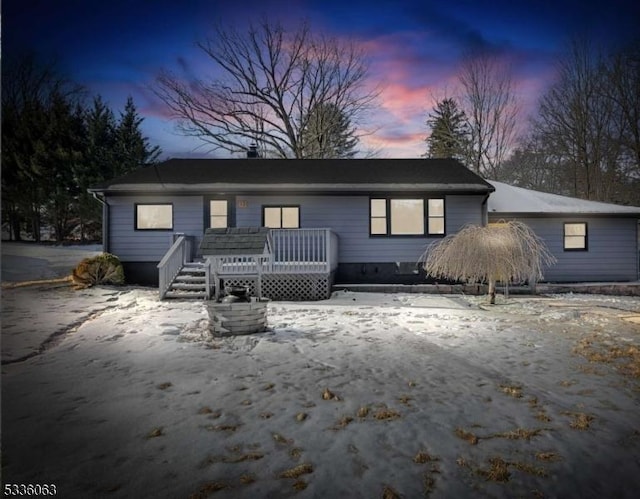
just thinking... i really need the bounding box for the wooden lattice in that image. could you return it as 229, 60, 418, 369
222, 273, 333, 301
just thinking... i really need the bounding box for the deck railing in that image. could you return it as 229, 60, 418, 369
267, 228, 337, 274
157, 235, 191, 299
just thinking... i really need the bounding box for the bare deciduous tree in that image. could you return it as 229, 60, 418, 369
457, 53, 520, 178
153, 19, 377, 158
420, 221, 556, 304
533, 38, 620, 201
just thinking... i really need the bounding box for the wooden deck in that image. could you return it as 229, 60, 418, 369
158, 228, 338, 300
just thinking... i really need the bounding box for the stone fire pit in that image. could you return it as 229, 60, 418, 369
206, 297, 269, 336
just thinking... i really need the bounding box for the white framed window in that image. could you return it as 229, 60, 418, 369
209, 200, 228, 228
263, 206, 300, 228
564, 222, 587, 250
135, 204, 173, 230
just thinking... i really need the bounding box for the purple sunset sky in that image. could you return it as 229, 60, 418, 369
4, 0, 639, 159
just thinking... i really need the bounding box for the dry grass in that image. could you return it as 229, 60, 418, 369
157, 382, 172, 390
357, 406, 370, 418
511, 461, 548, 477
478, 457, 511, 482
423, 474, 435, 494
145, 427, 163, 439
273, 433, 292, 445
295, 412, 308, 422
332, 415, 354, 430
263, 383, 275, 391
188, 481, 229, 498
574, 337, 640, 378
289, 448, 303, 461
222, 452, 264, 463
493, 428, 543, 441
564, 411, 595, 430
535, 451, 562, 462
278, 463, 314, 479
239, 474, 256, 485
372, 407, 401, 421
535, 411, 552, 422
398, 395, 413, 406
499, 384, 523, 398
382, 485, 401, 499
260, 412, 273, 419
292, 480, 308, 491
197, 406, 214, 415
322, 388, 340, 401
413, 451, 436, 464
455, 427, 479, 445
207, 424, 241, 432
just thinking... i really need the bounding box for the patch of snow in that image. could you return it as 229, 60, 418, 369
2, 284, 639, 497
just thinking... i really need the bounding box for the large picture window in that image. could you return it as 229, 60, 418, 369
263, 206, 300, 228
564, 222, 587, 250
370, 198, 445, 236
391, 199, 424, 235
135, 204, 173, 230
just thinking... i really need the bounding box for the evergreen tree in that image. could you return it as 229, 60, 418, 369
425, 98, 470, 161
115, 96, 161, 175
74, 96, 117, 240
300, 102, 358, 158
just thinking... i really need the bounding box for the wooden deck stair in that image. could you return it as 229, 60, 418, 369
164, 262, 210, 299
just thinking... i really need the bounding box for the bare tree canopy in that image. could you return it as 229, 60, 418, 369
458, 53, 520, 178
153, 19, 377, 158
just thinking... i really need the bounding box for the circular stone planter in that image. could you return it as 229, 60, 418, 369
206, 297, 269, 336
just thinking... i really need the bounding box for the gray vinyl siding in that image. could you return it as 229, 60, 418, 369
237, 194, 485, 263
489, 216, 639, 282
108, 195, 204, 261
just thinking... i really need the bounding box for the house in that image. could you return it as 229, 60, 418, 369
89, 158, 494, 298
488, 181, 640, 282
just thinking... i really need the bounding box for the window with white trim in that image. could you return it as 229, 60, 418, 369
564, 222, 587, 250
209, 200, 228, 228
135, 204, 173, 230
263, 206, 300, 228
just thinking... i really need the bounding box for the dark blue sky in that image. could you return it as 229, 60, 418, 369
4, 0, 639, 158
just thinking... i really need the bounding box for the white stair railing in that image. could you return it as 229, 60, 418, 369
157, 235, 188, 299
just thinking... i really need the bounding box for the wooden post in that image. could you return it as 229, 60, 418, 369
488, 278, 496, 304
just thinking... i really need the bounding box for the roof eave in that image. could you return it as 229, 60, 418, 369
92, 182, 494, 195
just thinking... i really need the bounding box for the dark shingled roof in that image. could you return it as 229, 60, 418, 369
90, 158, 494, 194
199, 227, 271, 256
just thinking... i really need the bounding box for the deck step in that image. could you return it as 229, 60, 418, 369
170, 282, 207, 290
174, 275, 207, 283
164, 290, 209, 299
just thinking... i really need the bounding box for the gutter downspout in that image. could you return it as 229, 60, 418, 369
91, 191, 110, 253
481, 193, 491, 226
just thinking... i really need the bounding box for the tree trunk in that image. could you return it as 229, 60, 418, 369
488, 278, 496, 305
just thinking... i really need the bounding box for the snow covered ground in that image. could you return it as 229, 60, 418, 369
2, 246, 640, 498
